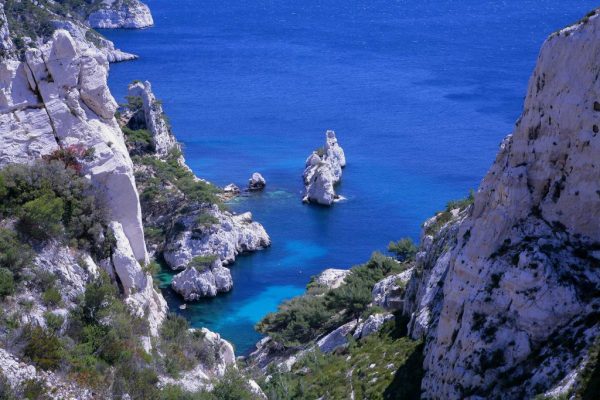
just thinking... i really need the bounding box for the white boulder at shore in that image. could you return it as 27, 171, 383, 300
88, 0, 154, 29
302, 130, 346, 205
171, 258, 233, 300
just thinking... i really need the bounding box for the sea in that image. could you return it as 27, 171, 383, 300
103, 0, 598, 354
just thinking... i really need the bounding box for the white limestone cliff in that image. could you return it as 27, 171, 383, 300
402, 11, 600, 399
0, 4, 14, 54
88, 0, 154, 29
302, 130, 346, 205
0, 30, 148, 263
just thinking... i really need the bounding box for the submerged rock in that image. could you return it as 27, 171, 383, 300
171, 258, 233, 300
88, 0, 154, 29
302, 130, 346, 205
248, 172, 266, 191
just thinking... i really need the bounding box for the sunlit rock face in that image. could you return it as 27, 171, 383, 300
403, 11, 600, 399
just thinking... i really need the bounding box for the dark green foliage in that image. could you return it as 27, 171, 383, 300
257, 252, 405, 347
0, 268, 15, 298
126, 95, 144, 112
0, 161, 107, 252
159, 314, 218, 378
0, 228, 34, 277
189, 255, 218, 271
0, 373, 16, 400
122, 126, 152, 146
133, 149, 222, 206
44, 312, 64, 333
23, 326, 64, 371
211, 367, 260, 400
19, 192, 64, 240
387, 237, 418, 261
42, 287, 62, 307
196, 213, 219, 227
263, 319, 423, 400
21, 379, 46, 400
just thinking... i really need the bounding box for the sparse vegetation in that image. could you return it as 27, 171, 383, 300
257, 252, 407, 347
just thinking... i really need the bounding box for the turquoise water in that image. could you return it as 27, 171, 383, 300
104, 0, 597, 354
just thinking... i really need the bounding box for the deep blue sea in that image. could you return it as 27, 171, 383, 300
103, 0, 598, 354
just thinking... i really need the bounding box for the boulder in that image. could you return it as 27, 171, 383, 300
171, 258, 233, 300
313, 268, 350, 289
372, 268, 414, 311
248, 172, 266, 191
316, 320, 357, 353
353, 313, 395, 339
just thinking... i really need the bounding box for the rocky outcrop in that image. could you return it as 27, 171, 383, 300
163, 205, 270, 268
107, 221, 167, 336
401, 11, 600, 399
372, 268, 414, 311
127, 80, 179, 157
313, 268, 350, 289
0, 30, 148, 264
159, 327, 236, 392
88, 0, 154, 29
248, 172, 266, 191
302, 130, 346, 205
353, 313, 395, 339
0, 348, 92, 400
316, 320, 358, 353
171, 258, 233, 300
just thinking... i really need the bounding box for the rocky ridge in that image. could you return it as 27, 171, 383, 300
302, 130, 346, 205
87, 0, 154, 29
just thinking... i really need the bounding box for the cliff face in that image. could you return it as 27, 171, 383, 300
404, 11, 600, 399
88, 0, 154, 29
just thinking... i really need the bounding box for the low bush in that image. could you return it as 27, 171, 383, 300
23, 325, 64, 371
188, 255, 218, 271
42, 287, 62, 307
0, 268, 15, 298
257, 252, 404, 347
0, 228, 34, 277
0, 160, 107, 252
388, 237, 417, 261
424, 191, 474, 236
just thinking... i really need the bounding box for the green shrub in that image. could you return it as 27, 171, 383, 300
0, 161, 107, 251
21, 378, 46, 400
19, 192, 64, 240
0, 372, 16, 400
42, 287, 62, 307
188, 255, 218, 271
44, 312, 64, 333
388, 237, 417, 261
23, 326, 64, 371
257, 252, 404, 347
122, 126, 152, 146
0, 268, 15, 298
211, 367, 259, 400
0, 228, 34, 277
196, 213, 219, 227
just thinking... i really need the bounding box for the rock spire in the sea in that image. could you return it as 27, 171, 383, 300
302, 130, 346, 205
248, 172, 267, 191
87, 0, 154, 29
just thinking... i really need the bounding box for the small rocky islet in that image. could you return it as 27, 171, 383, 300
0, 1, 598, 399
